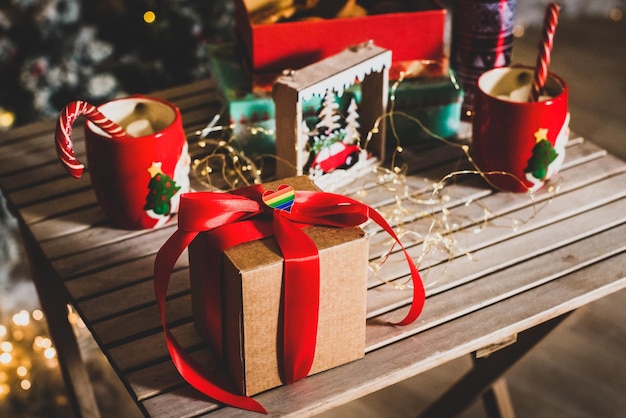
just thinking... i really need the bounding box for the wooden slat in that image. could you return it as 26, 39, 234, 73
9, 174, 93, 207
0, 118, 56, 144
110, 321, 203, 373
20, 189, 100, 225
129, 347, 213, 401
93, 293, 193, 347
28, 204, 106, 240
66, 253, 188, 301
76, 269, 189, 323
48, 224, 177, 276
1, 157, 86, 193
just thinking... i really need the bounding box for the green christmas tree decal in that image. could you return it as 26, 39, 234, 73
144, 162, 181, 215
524, 128, 558, 180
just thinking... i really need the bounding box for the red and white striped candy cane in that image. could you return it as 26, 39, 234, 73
529, 3, 560, 102
55, 100, 127, 178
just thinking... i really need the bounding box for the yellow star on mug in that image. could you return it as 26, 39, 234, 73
147, 161, 163, 177
534, 128, 549, 142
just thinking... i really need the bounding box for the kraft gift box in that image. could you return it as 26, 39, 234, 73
188, 176, 369, 395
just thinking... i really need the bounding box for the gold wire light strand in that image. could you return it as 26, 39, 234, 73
361, 69, 559, 290
191, 117, 297, 191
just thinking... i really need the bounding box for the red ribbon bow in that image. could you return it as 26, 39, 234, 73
153, 185, 425, 413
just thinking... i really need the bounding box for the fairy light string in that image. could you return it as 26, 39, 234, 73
362, 69, 559, 289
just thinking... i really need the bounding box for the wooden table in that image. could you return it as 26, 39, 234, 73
1, 79, 625, 418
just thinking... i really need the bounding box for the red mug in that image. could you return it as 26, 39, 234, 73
61, 96, 190, 229
471, 66, 569, 193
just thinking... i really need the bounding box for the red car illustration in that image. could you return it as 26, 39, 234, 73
311, 141, 361, 173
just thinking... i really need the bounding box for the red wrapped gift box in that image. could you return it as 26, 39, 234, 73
234, 0, 447, 74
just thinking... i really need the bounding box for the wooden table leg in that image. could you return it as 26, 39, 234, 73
19, 221, 102, 418
478, 377, 516, 418
417, 312, 572, 418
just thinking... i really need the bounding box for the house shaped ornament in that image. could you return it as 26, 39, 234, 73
273, 41, 391, 187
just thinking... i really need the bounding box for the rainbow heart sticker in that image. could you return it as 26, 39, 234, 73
262, 184, 295, 212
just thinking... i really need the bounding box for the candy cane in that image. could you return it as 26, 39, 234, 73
55, 100, 128, 178
529, 3, 560, 102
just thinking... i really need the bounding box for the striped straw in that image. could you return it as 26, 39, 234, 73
529, 3, 561, 102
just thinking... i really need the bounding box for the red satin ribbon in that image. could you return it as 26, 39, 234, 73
153, 185, 425, 413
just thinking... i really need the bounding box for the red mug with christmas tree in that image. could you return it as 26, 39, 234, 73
55, 96, 190, 229
471, 66, 569, 193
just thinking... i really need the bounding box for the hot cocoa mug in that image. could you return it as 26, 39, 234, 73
471, 66, 569, 193
58, 96, 190, 229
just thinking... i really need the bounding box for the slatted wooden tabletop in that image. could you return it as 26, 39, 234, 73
1, 79, 625, 418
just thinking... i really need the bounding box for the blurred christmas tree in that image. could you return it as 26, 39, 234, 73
0, 2, 235, 416
0, 0, 234, 129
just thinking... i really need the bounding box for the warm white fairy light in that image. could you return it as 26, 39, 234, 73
143, 10, 156, 24
13, 329, 24, 341
12, 310, 30, 326
12, 330, 25, 342
0, 352, 12, 364
0, 108, 15, 130
609, 7, 622, 22
36, 336, 52, 350
16, 365, 28, 377
66, 305, 86, 329
20, 379, 31, 390
43, 347, 57, 360
32, 310, 44, 321
56, 394, 69, 406
32, 335, 43, 350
